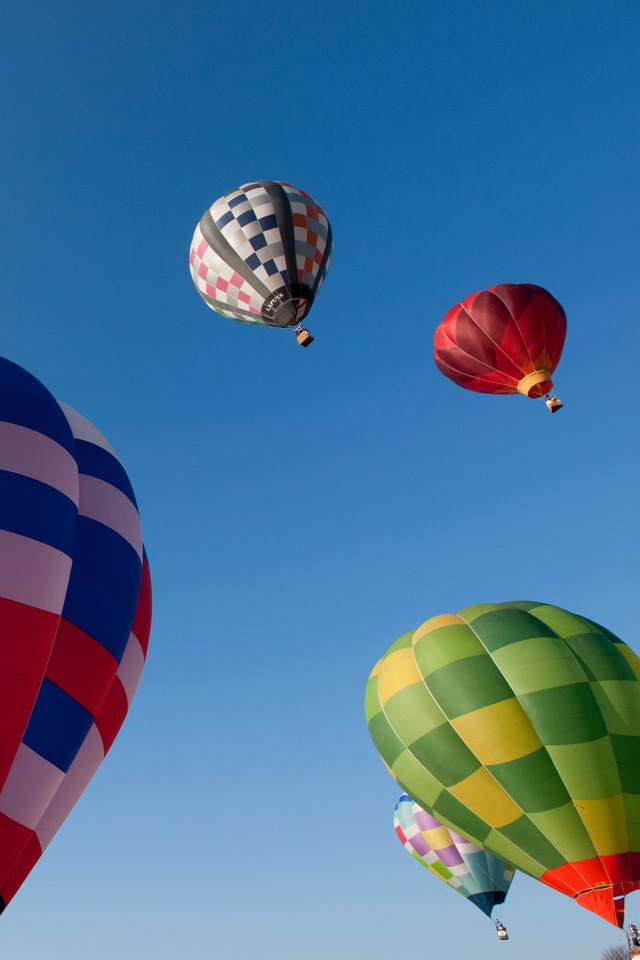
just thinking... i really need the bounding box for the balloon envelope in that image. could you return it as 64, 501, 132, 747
190, 180, 332, 330
433, 283, 566, 399
394, 793, 514, 916
0, 357, 151, 913
365, 601, 640, 926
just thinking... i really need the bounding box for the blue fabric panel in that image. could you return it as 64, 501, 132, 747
215, 210, 234, 229
258, 214, 277, 231
249, 233, 267, 251
237, 209, 257, 227
62, 518, 141, 660
0, 470, 77, 555
73, 440, 137, 505
228, 193, 247, 209
263, 259, 278, 276
467, 891, 505, 917
0, 361, 75, 455
23, 678, 94, 773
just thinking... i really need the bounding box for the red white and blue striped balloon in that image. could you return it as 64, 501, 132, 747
394, 795, 514, 917
0, 357, 151, 913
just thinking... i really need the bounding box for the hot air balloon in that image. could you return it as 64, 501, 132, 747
0, 357, 151, 914
190, 180, 332, 346
365, 601, 640, 927
433, 284, 566, 411
394, 793, 515, 916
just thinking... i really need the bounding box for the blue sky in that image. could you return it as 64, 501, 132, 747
1, 0, 639, 956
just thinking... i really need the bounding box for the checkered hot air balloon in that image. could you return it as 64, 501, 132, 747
0, 357, 151, 914
394, 794, 515, 916
190, 180, 332, 345
434, 284, 566, 411
365, 601, 640, 927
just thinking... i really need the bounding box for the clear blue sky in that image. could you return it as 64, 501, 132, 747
1, 0, 639, 956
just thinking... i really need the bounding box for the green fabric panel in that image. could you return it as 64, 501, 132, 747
528, 804, 598, 863
457, 603, 505, 621
503, 600, 545, 613
622, 795, 640, 848
559, 632, 637, 682
492, 636, 586, 694
363, 675, 382, 724
583, 618, 623, 643
394, 757, 443, 810
545, 738, 621, 800
431, 790, 492, 845
611, 735, 640, 794
498, 815, 567, 869
409, 723, 480, 787
429, 860, 453, 880
592, 681, 640, 734
367, 711, 406, 767
426, 655, 513, 719
467, 607, 557, 653
385, 630, 415, 655
523, 603, 602, 638
487, 747, 571, 813
519, 684, 607, 745
482, 828, 545, 879
413, 623, 485, 676
384, 681, 446, 741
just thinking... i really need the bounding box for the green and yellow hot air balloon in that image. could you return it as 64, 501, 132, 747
364, 601, 640, 927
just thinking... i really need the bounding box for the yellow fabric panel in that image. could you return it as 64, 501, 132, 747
451, 697, 542, 764
423, 824, 454, 849
412, 614, 465, 643
377, 647, 423, 707
616, 642, 640, 684
448, 767, 522, 828
574, 795, 629, 856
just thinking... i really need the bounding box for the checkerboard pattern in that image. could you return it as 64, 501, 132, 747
190, 180, 332, 327
434, 284, 567, 397
394, 794, 514, 916
0, 360, 151, 914
366, 601, 640, 926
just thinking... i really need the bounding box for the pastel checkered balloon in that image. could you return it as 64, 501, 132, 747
366, 601, 640, 927
190, 180, 332, 331
394, 794, 514, 916
0, 357, 151, 914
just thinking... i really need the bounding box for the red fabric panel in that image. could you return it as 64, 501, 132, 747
0, 597, 59, 675
0, 832, 42, 908
575, 888, 623, 927
0, 673, 47, 788
0, 813, 32, 883
44, 618, 118, 717
95, 680, 128, 754
0, 599, 61, 787
131, 558, 152, 658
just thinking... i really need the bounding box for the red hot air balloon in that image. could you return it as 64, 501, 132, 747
433, 283, 567, 412
0, 357, 151, 915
